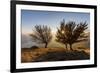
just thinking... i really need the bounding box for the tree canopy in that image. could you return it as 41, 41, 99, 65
30, 25, 52, 48
56, 20, 88, 50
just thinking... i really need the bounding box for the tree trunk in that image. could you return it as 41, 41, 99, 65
45, 43, 48, 48
65, 44, 68, 49
69, 44, 73, 51
64, 44, 68, 53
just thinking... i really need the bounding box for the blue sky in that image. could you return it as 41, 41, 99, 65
21, 10, 90, 34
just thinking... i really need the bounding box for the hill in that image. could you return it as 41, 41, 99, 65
21, 48, 90, 63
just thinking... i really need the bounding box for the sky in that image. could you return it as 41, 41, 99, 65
21, 10, 90, 48
21, 10, 90, 34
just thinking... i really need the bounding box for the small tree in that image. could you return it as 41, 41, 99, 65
56, 20, 68, 51
56, 20, 88, 51
30, 25, 52, 48
67, 22, 88, 50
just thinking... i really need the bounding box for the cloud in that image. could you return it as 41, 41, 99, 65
21, 34, 37, 48
21, 32, 90, 49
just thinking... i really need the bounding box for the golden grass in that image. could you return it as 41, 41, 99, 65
21, 48, 90, 63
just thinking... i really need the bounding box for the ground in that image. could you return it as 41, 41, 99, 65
21, 48, 90, 63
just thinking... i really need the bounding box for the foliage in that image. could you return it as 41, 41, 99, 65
56, 20, 88, 50
30, 25, 52, 48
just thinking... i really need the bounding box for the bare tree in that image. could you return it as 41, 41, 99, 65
56, 20, 88, 51
30, 25, 52, 48
67, 22, 88, 50
56, 20, 68, 51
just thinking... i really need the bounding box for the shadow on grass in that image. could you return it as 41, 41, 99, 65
33, 51, 90, 62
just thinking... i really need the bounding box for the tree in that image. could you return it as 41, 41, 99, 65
67, 22, 88, 50
56, 20, 88, 51
55, 20, 68, 51
30, 25, 52, 48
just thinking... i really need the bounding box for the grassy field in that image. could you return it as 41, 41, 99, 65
21, 47, 90, 63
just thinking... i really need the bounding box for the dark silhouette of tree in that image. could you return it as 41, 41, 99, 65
56, 20, 88, 51
56, 20, 68, 51
30, 25, 52, 48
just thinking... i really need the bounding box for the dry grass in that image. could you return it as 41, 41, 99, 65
21, 48, 90, 63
